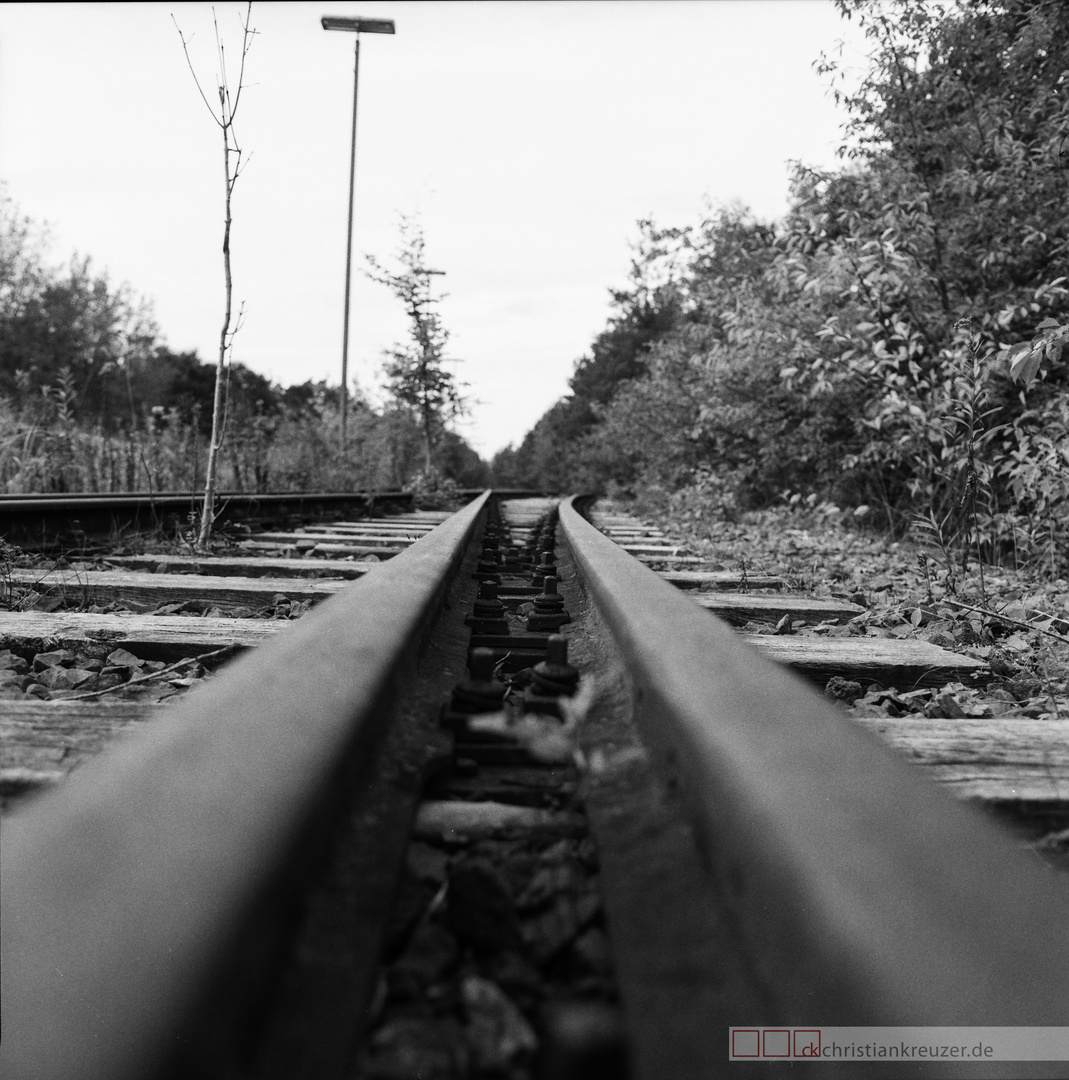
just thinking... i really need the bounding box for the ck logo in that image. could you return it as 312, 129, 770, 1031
794, 1030, 821, 1057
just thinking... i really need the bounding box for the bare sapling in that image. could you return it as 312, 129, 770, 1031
173, 3, 256, 549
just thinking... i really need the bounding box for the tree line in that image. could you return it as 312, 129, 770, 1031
0, 194, 487, 494
493, 0, 1069, 571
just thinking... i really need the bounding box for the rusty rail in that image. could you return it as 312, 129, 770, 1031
0, 491, 491, 1080
0, 489, 550, 548
0, 490, 411, 547
559, 496, 1069, 1039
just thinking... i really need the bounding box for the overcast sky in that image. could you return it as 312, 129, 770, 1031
1, 1, 869, 458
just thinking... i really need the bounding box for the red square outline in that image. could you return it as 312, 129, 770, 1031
793, 1029, 821, 1058
763, 1029, 791, 1058
732, 1029, 761, 1058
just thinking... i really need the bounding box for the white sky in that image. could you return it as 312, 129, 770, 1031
0, 1, 868, 458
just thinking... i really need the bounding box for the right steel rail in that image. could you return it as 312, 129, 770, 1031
559, 496, 1069, 1028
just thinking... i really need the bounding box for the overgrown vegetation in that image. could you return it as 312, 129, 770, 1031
495, 0, 1069, 574
0, 192, 488, 495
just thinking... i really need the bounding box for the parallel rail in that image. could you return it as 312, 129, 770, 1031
1, 492, 490, 1079
0, 490, 411, 548
560, 497, 1069, 1031
0, 489, 544, 548
2, 490, 1068, 1078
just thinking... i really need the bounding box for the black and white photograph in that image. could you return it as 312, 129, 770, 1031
2, 2, 1069, 1077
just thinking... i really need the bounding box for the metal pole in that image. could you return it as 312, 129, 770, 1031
340, 35, 361, 451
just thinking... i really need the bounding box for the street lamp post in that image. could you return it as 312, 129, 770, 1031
321, 15, 395, 451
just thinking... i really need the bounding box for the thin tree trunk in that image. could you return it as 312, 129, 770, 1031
423, 410, 433, 474
197, 123, 234, 550
174, 3, 253, 551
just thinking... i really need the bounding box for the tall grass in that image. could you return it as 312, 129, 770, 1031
0, 397, 434, 494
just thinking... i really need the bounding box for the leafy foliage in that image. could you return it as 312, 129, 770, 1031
507, 0, 1069, 573
367, 216, 466, 478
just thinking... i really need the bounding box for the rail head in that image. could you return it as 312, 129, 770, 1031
0, 491, 492, 1080
559, 496, 1069, 1028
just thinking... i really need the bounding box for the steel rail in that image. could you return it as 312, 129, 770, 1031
0, 489, 548, 547
0, 490, 412, 548
0, 490, 492, 1080
559, 497, 1069, 1034
0, 489, 412, 511
0, 487, 544, 505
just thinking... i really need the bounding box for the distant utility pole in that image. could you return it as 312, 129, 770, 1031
321, 14, 395, 452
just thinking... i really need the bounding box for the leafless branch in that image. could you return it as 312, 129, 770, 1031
232, 2, 257, 121
67, 646, 233, 701
171, 15, 223, 127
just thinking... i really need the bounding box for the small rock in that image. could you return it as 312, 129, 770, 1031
825, 676, 863, 704
988, 653, 1019, 679
146, 685, 182, 702
927, 691, 966, 719
365, 1016, 463, 1079
29, 594, 66, 613
33, 649, 75, 672
106, 648, 144, 670
541, 838, 577, 865
0, 670, 31, 691
37, 667, 96, 691
24, 683, 50, 699
84, 671, 126, 692
461, 975, 537, 1071
1005, 677, 1042, 702
522, 892, 601, 963
0, 650, 29, 674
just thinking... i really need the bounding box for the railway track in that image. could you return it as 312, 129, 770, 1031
2, 490, 1069, 1079
0, 487, 536, 550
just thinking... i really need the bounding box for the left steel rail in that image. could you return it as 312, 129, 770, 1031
0, 490, 417, 547
0, 490, 491, 1080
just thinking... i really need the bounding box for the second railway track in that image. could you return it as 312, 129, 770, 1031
2, 490, 1069, 1079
